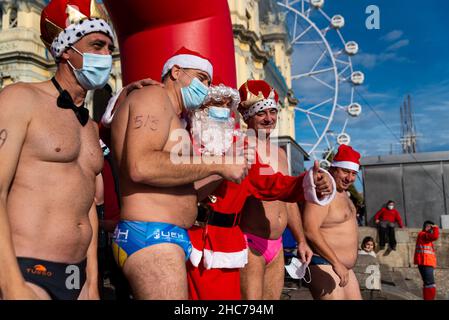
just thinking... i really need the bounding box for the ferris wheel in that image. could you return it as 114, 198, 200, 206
277, 0, 364, 166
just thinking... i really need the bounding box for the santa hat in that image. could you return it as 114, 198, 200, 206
40, 0, 114, 58
161, 47, 213, 80
238, 80, 279, 121
331, 145, 361, 172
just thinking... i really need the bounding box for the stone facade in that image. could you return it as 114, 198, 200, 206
229, 0, 297, 139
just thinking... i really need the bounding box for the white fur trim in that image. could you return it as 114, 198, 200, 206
101, 87, 124, 127
331, 161, 360, 172
202, 248, 248, 269
303, 168, 336, 206
51, 18, 113, 58
161, 54, 213, 79
242, 98, 278, 120
189, 246, 203, 267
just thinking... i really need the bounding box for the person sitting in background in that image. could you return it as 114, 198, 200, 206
374, 200, 403, 250
358, 236, 376, 258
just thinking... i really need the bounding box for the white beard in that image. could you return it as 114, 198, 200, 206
190, 109, 236, 156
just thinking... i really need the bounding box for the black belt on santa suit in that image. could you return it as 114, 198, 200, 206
195, 205, 241, 228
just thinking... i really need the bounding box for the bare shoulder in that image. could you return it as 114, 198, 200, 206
305, 197, 331, 215
328, 191, 347, 209
0, 82, 40, 120
126, 85, 172, 114
0, 82, 39, 105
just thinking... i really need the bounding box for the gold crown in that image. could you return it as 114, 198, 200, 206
42, 0, 109, 48
67, 0, 109, 25
240, 81, 276, 109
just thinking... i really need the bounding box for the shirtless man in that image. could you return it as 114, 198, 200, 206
239, 80, 333, 300
110, 48, 248, 299
0, 0, 115, 299
302, 144, 362, 300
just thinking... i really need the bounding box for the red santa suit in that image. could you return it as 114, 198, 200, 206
187, 80, 335, 299
187, 154, 335, 299
187, 80, 336, 300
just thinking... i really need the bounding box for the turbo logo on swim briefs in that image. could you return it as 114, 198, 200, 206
26, 264, 53, 277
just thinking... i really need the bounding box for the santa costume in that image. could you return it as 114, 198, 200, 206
187, 80, 336, 300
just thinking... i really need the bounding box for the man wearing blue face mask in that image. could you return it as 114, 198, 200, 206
0, 0, 118, 300
109, 47, 250, 299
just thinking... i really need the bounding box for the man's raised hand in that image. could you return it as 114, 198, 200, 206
312, 160, 333, 196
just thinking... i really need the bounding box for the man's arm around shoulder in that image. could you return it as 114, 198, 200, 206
122, 86, 247, 187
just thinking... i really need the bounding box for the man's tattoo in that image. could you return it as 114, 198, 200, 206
0, 129, 7, 149
134, 115, 159, 131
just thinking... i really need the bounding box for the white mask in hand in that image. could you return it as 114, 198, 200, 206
285, 257, 311, 283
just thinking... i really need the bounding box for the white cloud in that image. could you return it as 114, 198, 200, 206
386, 39, 410, 52
352, 51, 412, 69
351, 30, 410, 69
352, 53, 377, 69
381, 30, 404, 42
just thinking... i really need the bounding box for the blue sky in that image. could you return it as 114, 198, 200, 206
289, 0, 449, 161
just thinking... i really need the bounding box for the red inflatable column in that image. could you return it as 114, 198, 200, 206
103, 0, 236, 87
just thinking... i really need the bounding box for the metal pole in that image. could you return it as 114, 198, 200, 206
400, 163, 408, 226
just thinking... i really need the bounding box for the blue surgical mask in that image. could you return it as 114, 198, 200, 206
208, 107, 230, 122
68, 46, 112, 90
181, 76, 208, 110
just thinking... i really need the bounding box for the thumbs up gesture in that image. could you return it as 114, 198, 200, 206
312, 160, 333, 197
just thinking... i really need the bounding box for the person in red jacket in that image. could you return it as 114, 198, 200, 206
414, 220, 439, 300
374, 200, 403, 250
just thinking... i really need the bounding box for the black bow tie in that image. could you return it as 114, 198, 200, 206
51, 77, 89, 126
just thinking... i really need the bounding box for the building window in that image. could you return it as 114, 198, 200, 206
0, 8, 3, 30
10, 7, 18, 28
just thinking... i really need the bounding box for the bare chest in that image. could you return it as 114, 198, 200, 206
23, 106, 103, 174
324, 194, 356, 226
165, 117, 192, 155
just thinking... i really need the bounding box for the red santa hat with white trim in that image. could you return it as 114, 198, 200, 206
331, 144, 361, 172
238, 80, 279, 121
161, 47, 213, 80
40, 0, 114, 59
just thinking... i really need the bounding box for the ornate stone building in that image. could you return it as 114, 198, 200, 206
229, 0, 306, 174
229, 0, 297, 139
0, 0, 53, 85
